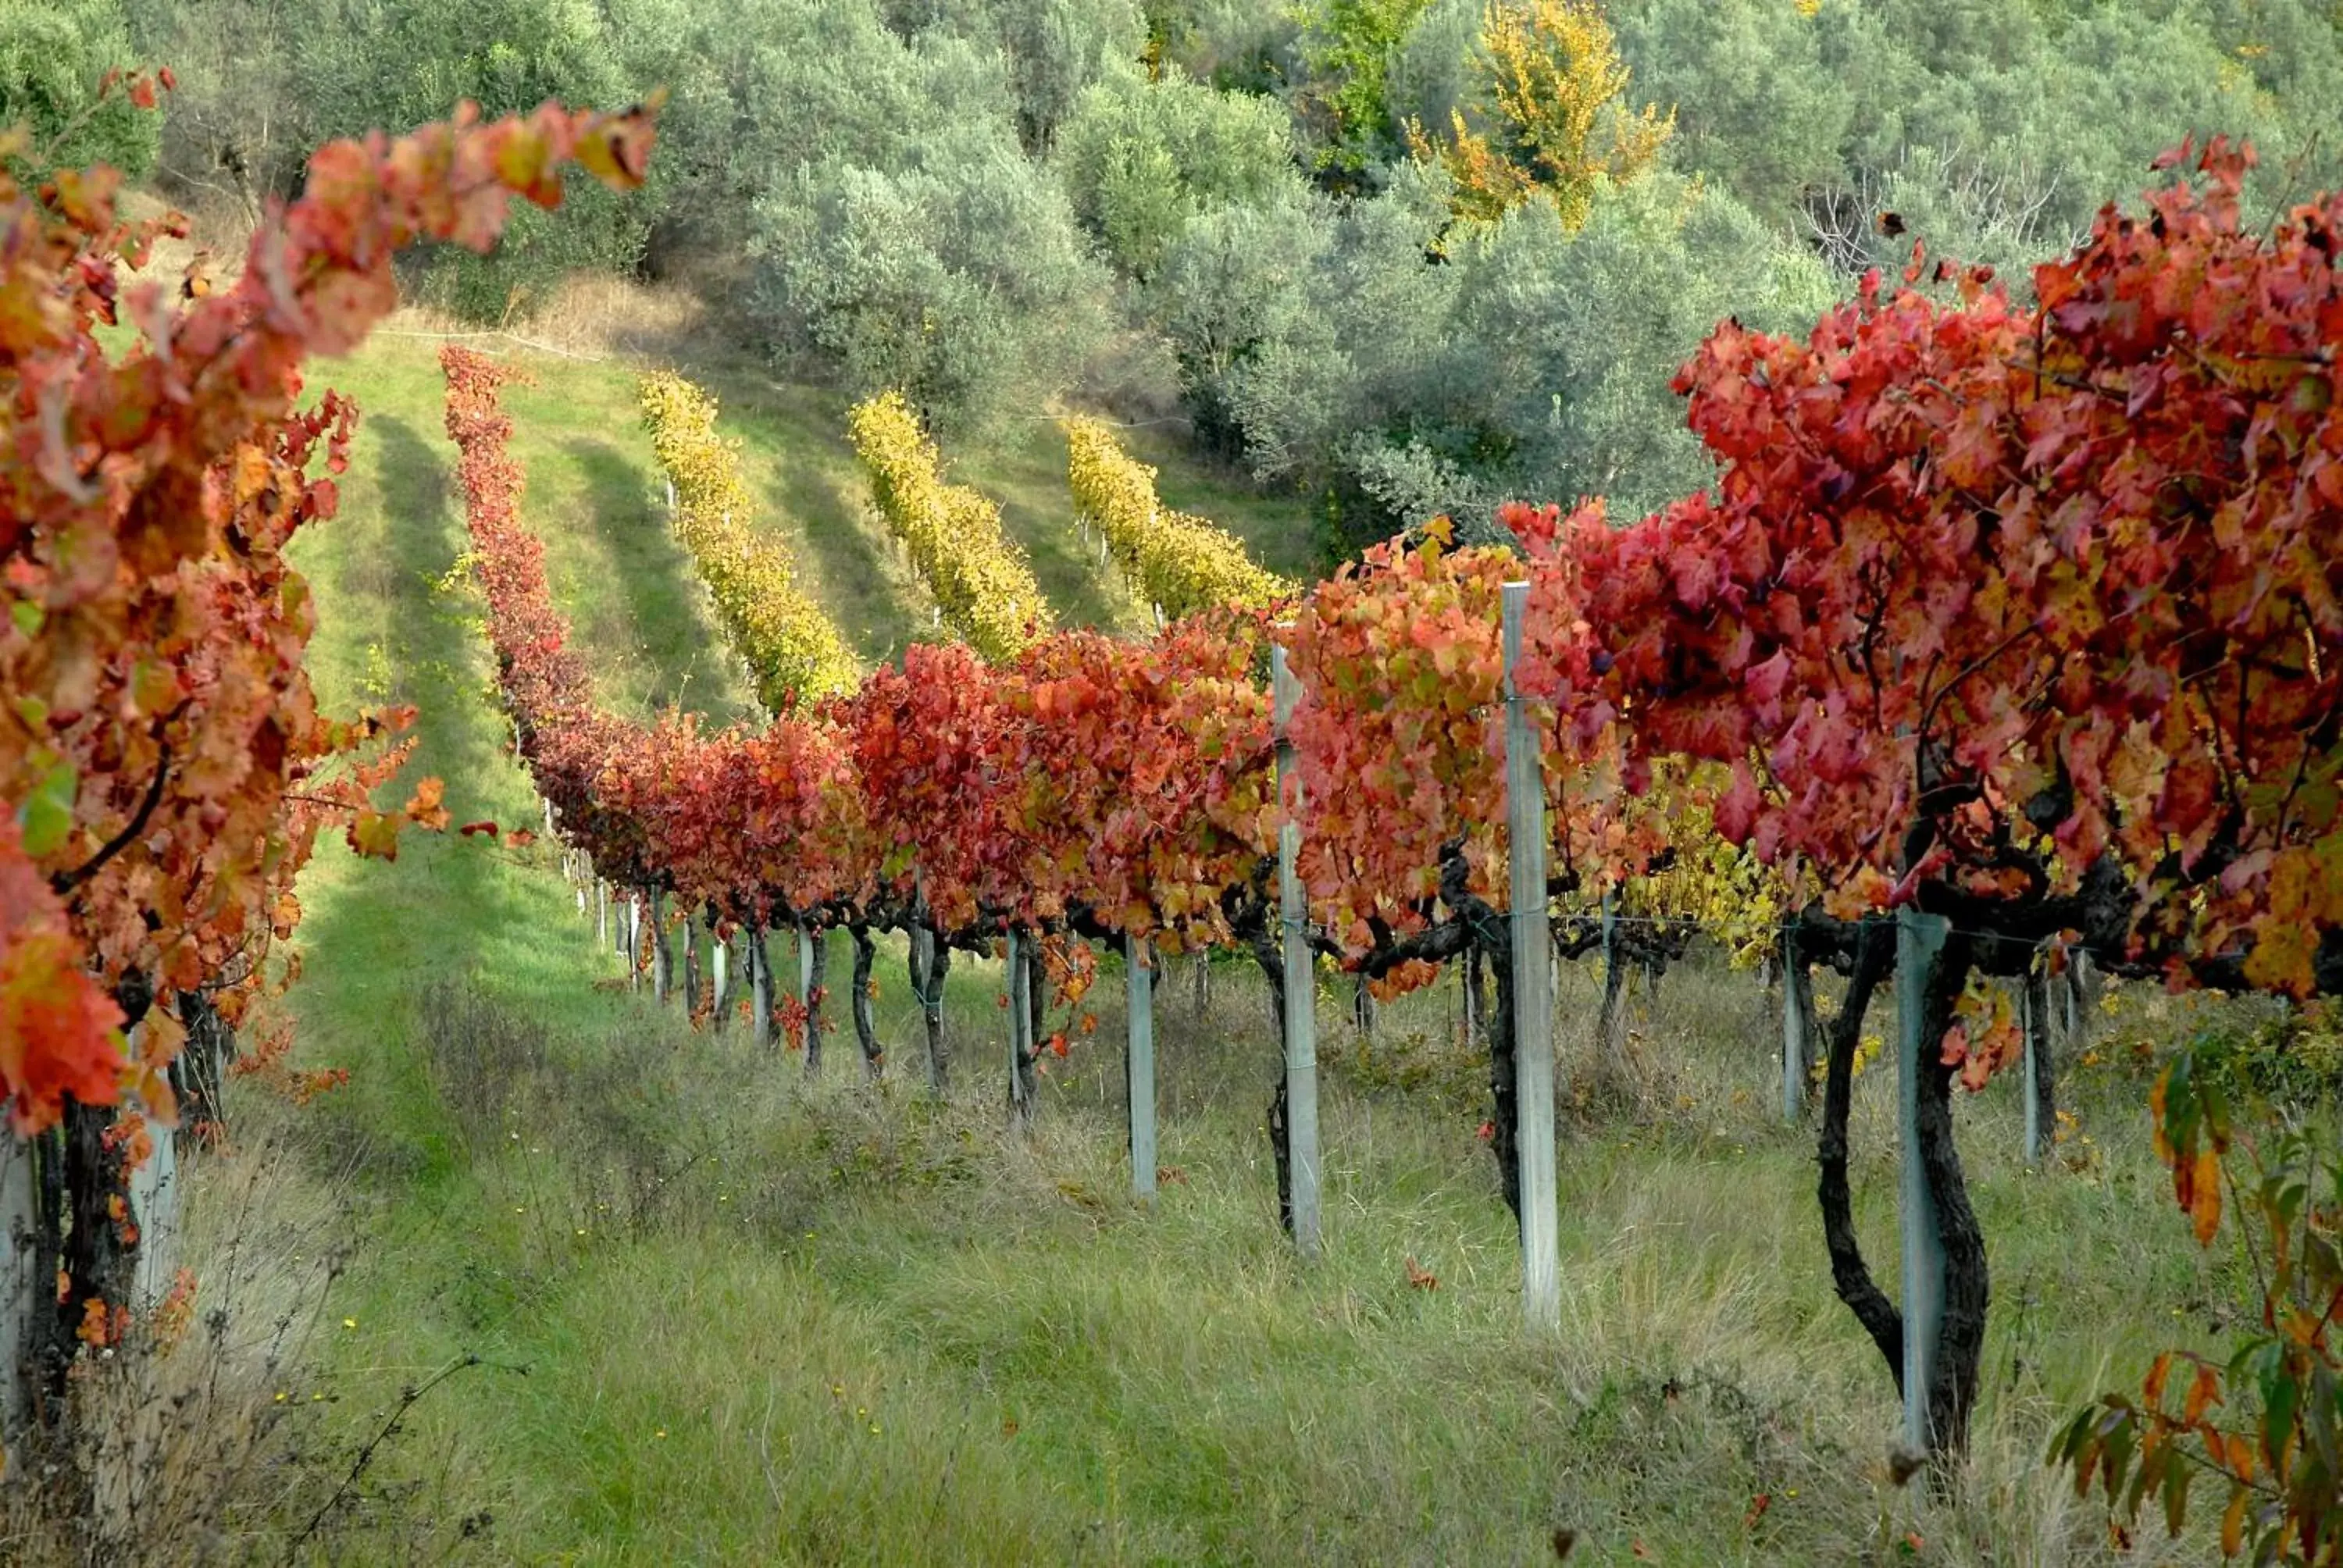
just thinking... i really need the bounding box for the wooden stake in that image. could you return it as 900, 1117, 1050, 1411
1896, 905, 1950, 1456
1271, 644, 1321, 1259
1127, 933, 1157, 1201
1503, 582, 1559, 1330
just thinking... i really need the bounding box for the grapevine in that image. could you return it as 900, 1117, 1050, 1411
1063, 415, 1293, 622
638, 371, 858, 710
847, 391, 1050, 662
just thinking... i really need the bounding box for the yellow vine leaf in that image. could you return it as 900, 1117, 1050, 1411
1062, 417, 1293, 622
847, 393, 1050, 663
638, 372, 859, 708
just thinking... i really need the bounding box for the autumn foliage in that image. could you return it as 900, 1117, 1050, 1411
847, 391, 1050, 662
638, 371, 858, 710
1062, 416, 1293, 621
1, 94, 656, 1139
1516, 136, 2343, 1007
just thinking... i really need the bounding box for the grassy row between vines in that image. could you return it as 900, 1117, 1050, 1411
124, 334, 2248, 1564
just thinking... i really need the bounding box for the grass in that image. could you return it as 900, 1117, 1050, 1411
316, 328, 1320, 678
148, 327, 2249, 1565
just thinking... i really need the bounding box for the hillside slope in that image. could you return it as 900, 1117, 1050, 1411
223, 330, 2234, 1565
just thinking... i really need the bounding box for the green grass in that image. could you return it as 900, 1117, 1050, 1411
201, 333, 2245, 1564
305, 336, 1318, 682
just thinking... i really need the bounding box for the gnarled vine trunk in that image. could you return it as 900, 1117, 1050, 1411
1817, 920, 1903, 1392
908, 923, 950, 1092
1483, 934, 1521, 1224
1913, 931, 1990, 1462
849, 922, 881, 1080
804, 925, 828, 1078
1813, 915, 1993, 1465
1596, 939, 1628, 1057
174, 989, 235, 1143
34, 977, 155, 1413
1250, 925, 1293, 1235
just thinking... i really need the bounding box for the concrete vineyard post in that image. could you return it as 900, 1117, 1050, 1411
910, 924, 935, 1058
797, 923, 815, 1068
751, 921, 772, 1049
1896, 905, 1951, 1456
1126, 933, 1157, 1201
2022, 967, 2052, 1165
595, 878, 607, 950
1502, 581, 1560, 1331
1598, 892, 1624, 1053
1781, 922, 1814, 1123
910, 866, 948, 1095
1271, 643, 1322, 1260
651, 890, 671, 1005
711, 923, 731, 1032
628, 893, 644, 992
0, 1136, 32, 1425
1007, 930, 1036, 1134
127, 1099, 181, 1313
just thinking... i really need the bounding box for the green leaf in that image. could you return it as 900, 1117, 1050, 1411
9, 598, 41, 637
2161, 1445, 2189, 1538
17, 758, 77, 858
2263, 1356, 2300, 1469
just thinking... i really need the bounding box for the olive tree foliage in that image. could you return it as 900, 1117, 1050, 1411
883, 0, 1147, 150
608, 0, 1006, 266
1608, 0, 2340, 287
1144, 179, 1335, 458
1156, 159, 1833, 548
138, 0, 650, 317
615, 0, 1114, 426
1602, 0, 1851, 225
751, 121, 1111, 432
1450, 170, 1835, 517
0, 0, 158, 178
121, 0, 301, 215
1151, 0, 1303, 93
1055, 67, 1296, 276
1384, 0, 1482, 138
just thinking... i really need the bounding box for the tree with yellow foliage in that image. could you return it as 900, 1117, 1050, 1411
1407, 0, 1673, 229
